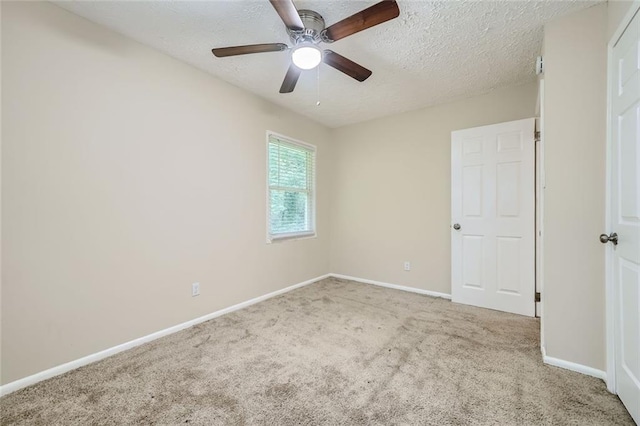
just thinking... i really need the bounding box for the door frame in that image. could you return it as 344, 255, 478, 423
536, 79, 545, 351
605, 0, 640, 394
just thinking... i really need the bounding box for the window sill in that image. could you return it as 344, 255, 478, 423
267, 232, 317, 244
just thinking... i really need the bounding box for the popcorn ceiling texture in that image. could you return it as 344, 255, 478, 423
53, 0, 600, 128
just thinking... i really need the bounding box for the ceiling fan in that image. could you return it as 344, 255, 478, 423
211, 0, 400, 94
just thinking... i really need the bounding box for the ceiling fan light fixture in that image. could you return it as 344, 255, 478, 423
291, 44, 322, 70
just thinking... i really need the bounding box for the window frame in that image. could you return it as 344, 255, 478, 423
266, 131, 317, 243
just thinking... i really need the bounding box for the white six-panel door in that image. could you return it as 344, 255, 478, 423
610, 7, 640, 423
451, 118, 535, 317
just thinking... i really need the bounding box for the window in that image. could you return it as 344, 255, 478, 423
267, 132, 316, 242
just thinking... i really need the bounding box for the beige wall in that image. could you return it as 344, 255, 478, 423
1, 1, 332, 385
608, 0, 636, 41
329, 83, 537, 294
542, 4, 608, 371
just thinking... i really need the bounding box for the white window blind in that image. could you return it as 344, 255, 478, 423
267, 133, 316, 241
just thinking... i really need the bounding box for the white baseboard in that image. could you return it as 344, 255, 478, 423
13, 274, 609, 397
0, 273, 330, 397
541, 346, 607, 380
329, 273, 452, 300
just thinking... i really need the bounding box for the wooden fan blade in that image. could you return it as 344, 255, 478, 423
323, 0, 400, 42
269, 0, 304, 31
323, 50, 372, 82
279, 64, 302, 93
211, 43, 288, 57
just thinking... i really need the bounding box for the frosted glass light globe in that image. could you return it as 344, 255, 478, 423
291, 45, 322, 70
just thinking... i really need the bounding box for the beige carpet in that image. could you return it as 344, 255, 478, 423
0, 277, 633, 425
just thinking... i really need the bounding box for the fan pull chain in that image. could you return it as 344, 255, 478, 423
316, 65, 321, 106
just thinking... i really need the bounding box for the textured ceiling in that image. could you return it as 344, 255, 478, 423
53, 0, 599, 128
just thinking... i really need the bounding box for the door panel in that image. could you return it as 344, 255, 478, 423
497, 162, 520, 217
620, 260, 639, 381
497, 237, 521, 294
452, 118, 535, 317
463, 166, 483, 216
611, 8, 640, 423
497, 131, 523, 152
462, 236, 484, 289
620, 106, 638, 219
463, 137, 483, 155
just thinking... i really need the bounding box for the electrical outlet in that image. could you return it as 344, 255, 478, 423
404, 261, 411, 271
192, 282, 200, 297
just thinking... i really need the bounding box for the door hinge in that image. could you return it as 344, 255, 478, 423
534, 131, 541, 142
535, 292, 541, 303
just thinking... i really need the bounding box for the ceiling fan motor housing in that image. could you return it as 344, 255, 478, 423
287, 10, 326, 44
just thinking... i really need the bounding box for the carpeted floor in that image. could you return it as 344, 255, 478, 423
0, 277, 634, 425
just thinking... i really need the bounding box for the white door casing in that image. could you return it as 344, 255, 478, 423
609, 6, 640, 423
535, 114, 544, 321
451, 118, 535, 317
537, 80, 546, 350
